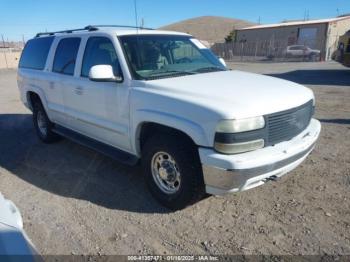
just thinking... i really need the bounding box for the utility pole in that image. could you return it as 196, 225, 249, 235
1, 34, 9, 69
303, 10, 310, 21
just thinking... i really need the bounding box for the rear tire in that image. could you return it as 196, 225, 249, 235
32, 100, 61, 143
142, 133, 205, 210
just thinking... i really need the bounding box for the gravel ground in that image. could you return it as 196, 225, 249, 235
0, 62, 349, 256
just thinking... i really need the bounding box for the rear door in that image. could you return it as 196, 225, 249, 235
49, 37, 81, 127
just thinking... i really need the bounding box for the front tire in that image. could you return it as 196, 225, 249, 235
33, 101, 60, 143
142, 133, 205, 210
309, 53, 317, 62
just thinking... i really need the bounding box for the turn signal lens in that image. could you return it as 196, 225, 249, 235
214, 139, 265, 154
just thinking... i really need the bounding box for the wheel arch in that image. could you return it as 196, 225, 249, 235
133, 110, 209, 157
25, 87, 48, 113
139, 122, 197, 152
27, 91, 41, 110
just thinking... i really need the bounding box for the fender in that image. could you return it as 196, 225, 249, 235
25, 84, 49, 114
26, 84, 57, 125
18, 69, 50, 115
132, 109, 209, 156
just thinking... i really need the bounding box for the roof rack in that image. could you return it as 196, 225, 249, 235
87, 25, 154, 30
35, 25, 153, 37
35, 26, 95, 37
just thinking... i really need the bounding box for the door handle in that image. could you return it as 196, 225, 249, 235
74, 86, 84, 95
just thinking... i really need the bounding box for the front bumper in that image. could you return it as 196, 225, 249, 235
199, 119, 321, 195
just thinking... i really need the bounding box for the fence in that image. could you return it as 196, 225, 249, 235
0, 49, 22, 69
0, 34, 25, 69
211, 38, 325, 62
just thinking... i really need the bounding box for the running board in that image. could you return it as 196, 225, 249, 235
53, 125, 139, 166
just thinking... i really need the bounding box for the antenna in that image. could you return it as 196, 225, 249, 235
134, 0, 139, 34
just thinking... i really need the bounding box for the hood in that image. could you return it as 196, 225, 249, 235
0, 194, 39, 256
145, 70, 314, 119
0, 193, 23, 230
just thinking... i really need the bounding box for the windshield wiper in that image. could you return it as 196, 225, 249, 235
193, 67, 226, 73
145, 70, 199, 80
148, 70, 197, 77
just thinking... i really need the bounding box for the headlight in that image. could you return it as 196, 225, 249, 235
216, 116, 265, 133
215, 116, 265, 154
215, 139, 265, 154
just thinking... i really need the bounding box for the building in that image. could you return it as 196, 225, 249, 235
235, 16, 350, 60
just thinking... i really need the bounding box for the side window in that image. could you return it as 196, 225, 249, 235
53, 38, 81, 75
172, 41, 202, 62
81, 37, 121, 78
19, 37, 54, 70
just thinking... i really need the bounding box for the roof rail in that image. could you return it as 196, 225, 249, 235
35, 26, 97, 37
86, 25, 154, 30
35, 24, 153, 37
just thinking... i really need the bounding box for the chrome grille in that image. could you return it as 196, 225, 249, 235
266, 100, 313, 146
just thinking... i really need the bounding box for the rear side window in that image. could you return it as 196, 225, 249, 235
19, 37, 54, 70
53, 38, 81, 75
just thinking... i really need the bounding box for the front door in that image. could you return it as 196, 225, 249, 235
63, 36, 131, 152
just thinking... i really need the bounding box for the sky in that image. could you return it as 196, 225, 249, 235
1, 0, 349, 41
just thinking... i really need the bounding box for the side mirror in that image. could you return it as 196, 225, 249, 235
89, 65, 123, 82
218, 57, 227, 67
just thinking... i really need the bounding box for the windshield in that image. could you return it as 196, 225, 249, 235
119, 35, 227, 80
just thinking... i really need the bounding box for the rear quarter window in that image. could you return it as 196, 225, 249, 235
19, 37, 54, 70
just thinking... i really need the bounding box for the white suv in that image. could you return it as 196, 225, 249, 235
18, 25, 321, 210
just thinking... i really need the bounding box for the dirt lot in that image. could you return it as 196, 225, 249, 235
0, 62, 349, 256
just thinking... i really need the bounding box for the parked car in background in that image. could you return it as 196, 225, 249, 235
284, 45, 321, 61
0, 193, 39, 260
18, 25, 321, 210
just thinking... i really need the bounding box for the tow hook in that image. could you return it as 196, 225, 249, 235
263, 175, 279, 183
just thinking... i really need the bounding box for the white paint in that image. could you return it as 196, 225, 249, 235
89, 65, 115, 80
190, 38, 207, 49
17, 28, 320, 196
